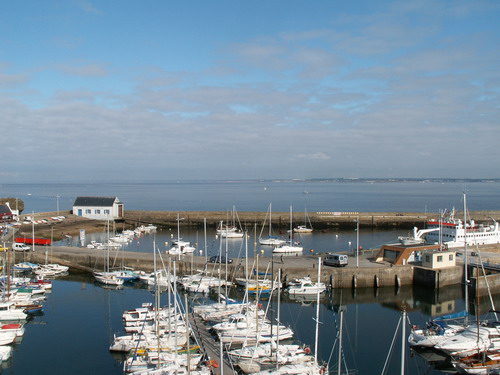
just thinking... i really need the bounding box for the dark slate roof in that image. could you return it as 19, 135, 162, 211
0, 204, 12, 214
73, 197, 119, 207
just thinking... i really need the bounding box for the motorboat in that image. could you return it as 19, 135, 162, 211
0, 302, 28, 321
286, 278, 326, 295
93, 272, 125, 286
435, 321, 500, 357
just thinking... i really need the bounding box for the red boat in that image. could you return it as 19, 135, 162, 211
15, 237, 51, 246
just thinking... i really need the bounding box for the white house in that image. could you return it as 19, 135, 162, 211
421, 250, 456, 269
72, 197, 124, 220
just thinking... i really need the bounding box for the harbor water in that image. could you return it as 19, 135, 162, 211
1, 180, 499, 374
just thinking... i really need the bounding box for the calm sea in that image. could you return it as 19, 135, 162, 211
1, 180, 499, 213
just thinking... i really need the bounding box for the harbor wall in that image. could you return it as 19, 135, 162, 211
413, 265, 464, 288
121, 210, 500, 230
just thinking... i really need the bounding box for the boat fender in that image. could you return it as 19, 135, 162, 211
319, 367, 326, 374
304, 347, 311, 354
207, 359, 219, 368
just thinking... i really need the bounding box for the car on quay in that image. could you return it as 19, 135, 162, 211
12, 243, 31, 252
323, 253, 348, 267
209, 255, 233, 264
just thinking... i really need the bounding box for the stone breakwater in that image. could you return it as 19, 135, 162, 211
122, 210, 500, 230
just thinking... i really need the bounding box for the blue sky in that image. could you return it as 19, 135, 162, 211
1, 0, 499, 182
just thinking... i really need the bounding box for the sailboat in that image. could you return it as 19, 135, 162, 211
93, 221, 124, 286
218, 206, 244, 238
294, 207, 313, 233
259, 204, 286, 246
273, 206, 303, 254
167, 213, 196, 255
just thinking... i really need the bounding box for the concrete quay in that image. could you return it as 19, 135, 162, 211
20, 244, 491, 292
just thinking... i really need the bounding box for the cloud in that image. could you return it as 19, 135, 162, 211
73, 0, 102, 15
298, 152, 331, 161
0, 64, 29, 87
57, 62, 109, 77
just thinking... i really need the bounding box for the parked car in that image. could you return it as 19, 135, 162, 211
323, 253, 348, 267
12, 243, 31, 252
209, 255, 233, 264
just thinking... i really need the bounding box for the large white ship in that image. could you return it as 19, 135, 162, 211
424, 209, 500, 248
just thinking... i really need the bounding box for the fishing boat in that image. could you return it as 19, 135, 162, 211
0, 302, 28, 321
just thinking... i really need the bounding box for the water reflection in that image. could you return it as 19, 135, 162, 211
4, 271, 491, 374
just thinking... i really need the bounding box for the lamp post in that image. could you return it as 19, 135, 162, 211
56, 195, 60, 215
356, 217, 359, 268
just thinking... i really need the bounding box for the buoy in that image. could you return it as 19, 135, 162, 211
309, 249, 314, 253
260, 249, 264, 254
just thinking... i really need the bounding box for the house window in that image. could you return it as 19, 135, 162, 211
426, 255, 430, 262
449, 254, 454, 261
437, 255, 443, 262
85, 209, 91, 214
104, 209, 110, 215
95, 209, 101, 214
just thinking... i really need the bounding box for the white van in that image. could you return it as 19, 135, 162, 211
12, 243, 31, 252
323, 253, 348, 267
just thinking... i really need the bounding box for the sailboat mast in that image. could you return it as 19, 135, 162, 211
337, 307, 344, 375
269, 203, 272, 237
463, 191, 469, 325
315, 257, 321, 364
276, 267, 281, 370
401, 311, 406, 375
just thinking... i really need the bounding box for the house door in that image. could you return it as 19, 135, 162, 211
77, 209, 82, 216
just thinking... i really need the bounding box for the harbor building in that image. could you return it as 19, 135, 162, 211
72, 196, 124, 220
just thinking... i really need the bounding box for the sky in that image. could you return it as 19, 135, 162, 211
0, 0, 499, 182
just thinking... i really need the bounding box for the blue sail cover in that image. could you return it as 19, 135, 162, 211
434, 310, 468, 321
